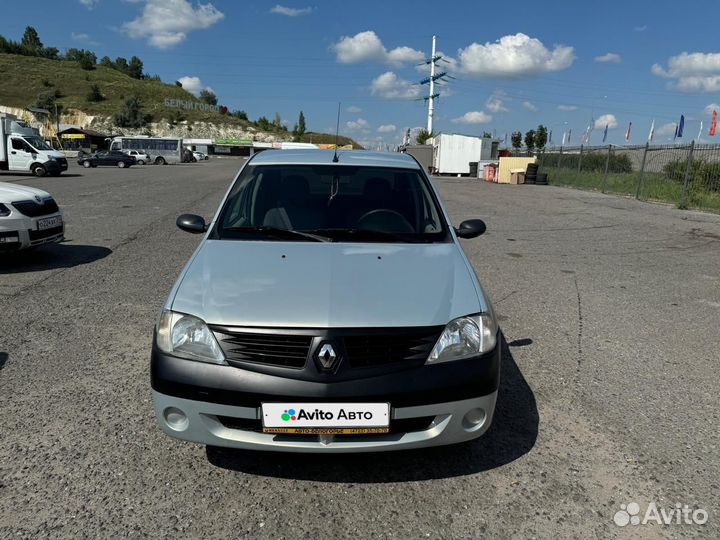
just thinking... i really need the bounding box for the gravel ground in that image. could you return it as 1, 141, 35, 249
1, 159, 719, 539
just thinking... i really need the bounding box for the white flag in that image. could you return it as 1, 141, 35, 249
648, 119, 655, 142
697, 121, 703, 142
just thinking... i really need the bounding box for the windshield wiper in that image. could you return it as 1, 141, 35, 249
307, 228, 415, 243
223, 226, 331, 242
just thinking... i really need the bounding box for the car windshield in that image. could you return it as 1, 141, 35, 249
216, 164, 448, 243
24, 136, 52, 151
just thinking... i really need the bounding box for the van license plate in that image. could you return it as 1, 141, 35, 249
37, 215, 62, 231
261, 402, 390, 434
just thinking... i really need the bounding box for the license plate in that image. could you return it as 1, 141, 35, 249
37, 215, 62, 231
261, 402, 390, 434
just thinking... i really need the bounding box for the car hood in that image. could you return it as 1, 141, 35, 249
48, 150, 65, 159
0, 182, 50, 203
171, 240, 485, 328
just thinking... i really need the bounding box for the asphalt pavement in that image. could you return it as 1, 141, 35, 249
1, 158, 719, 539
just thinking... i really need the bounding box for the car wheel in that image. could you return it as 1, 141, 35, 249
118, 161, 126, 168
155, 157, 166, 165
138, 160, 145, 165
32, 164, 46, 177
83, 160, 91, 168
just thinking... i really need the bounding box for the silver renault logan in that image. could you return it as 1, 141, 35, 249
152, 150, 499, 452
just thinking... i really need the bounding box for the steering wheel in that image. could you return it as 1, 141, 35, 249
357, 209, 414, 233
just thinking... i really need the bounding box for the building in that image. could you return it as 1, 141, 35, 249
431, 133, 500, 175
58, 126, 110, 152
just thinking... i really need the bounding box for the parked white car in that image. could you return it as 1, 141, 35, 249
0, 182, 64, 252
192, 151, 208, 161
124, 150, 150, 165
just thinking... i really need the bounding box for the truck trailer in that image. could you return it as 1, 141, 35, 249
0, 113, 68, 177
431, 133, 494, 175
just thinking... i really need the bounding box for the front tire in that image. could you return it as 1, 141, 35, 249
83, 160, 92, 168
118, 161, 126, 168
138, 160, 145, 165
32, 164, 46, 177
155, 157, 166, 165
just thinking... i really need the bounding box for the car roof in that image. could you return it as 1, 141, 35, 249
248, 149, 420, 170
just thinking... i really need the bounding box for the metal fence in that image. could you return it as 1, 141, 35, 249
534, 142, 720, 213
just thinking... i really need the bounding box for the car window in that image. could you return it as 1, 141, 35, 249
11, 138, 24, 151
216, 164, 448, 243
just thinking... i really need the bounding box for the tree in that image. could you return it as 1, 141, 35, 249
33, 92, 63, 121
416, 128, 434, 145
128, 56, 143, 79
296, 111, 306, 136
21, 26, 43, 52
511, 131, 523, 151
482, 131, 492, 138
114, 96, 151, 128
175, 80, 183, 87
199, 89, 217, 106
535, 125, 548, 151
232, 110, 248, 121
99, 56, 114, 68
114, 57, 129, 74
256, 116, 271, 131
86, 84, 104, 102
524, 129, 536, 153
78, 50, 96, 70
272, 112, 283, 131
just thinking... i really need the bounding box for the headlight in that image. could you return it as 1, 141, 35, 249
156, 310, 225, 364
427, 314, 497, 364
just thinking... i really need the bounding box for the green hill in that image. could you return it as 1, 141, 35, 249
0, 52, 240, 124
0, 53, 363, 148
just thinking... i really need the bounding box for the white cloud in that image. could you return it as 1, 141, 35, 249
333, 31, 424, 66
486, 95, 508, 113
346, 118, 370, 131
458, 33, 575, 77
595, 52, 621, 63
377, 124, 396, 133
704, 103, 720, 115
558, 104, 578, 111
346, 105, 362, 113
594, 114, 618, 129
656, 122, 677, 137
79, 0, 99, 8
72, 32, 90, 41
270, 5, 313, 16
178, 76, 213, 96
652, 52, 720, 92
370, 71, 421, 99
451, 111, 493, 124
522, 101, 538, 112
123, 0, 224, 49
634, 25, 647, 32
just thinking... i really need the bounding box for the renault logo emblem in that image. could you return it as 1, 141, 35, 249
315, 342, 339, 371
34, 195, 42, 203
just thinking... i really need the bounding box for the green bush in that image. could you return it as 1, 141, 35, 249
663, 158, 720, 192
541, 151, 632, 173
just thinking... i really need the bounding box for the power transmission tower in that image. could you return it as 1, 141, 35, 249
417, 35, 454, 134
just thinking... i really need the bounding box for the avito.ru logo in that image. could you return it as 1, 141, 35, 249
281, 409, 297, 421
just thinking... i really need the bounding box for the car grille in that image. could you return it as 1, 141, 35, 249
343, 328, 442, 367
216, 415, 435, 435
213, 331, 313, 368
57, 158, 68, 167
12, 198, 59, 217
28, 225, 64, 241
211, 326, 444, 370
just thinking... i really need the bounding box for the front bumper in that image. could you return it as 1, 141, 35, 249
0, 213, 64, 252
151, 341, 500, 452
152, 390, 498, 453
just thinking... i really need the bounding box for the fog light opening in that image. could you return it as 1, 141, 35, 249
462, 408, 486, 432
164, 407, 189, 431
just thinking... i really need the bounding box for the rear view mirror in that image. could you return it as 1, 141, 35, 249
176, 214, 207, 234
455, 219, 486, 239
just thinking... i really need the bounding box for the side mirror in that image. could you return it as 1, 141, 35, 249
176, 213, 207, 234
455, 219, 486, 239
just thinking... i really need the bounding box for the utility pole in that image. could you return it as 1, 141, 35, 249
427, 35, 436, 134
418, 35, 452, 135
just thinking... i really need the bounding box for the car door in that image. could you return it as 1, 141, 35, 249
9, 138, 33, 171
95, 151, 110, 165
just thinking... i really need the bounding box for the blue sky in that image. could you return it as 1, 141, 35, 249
2, 0, 720, 147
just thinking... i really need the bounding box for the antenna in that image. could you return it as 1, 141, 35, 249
333, 102, 341, 163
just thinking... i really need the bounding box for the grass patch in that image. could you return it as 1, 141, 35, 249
546, 167, 720, 214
